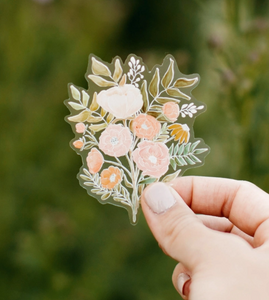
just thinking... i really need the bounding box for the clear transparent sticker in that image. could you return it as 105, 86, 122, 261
64, 54, 209, 225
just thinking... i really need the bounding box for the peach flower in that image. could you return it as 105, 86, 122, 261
99, 124, 132, 157
132, 141, 170, 178
162, 102, 179, 122
86, 148, 104, 174
132, 114, 161, 140
75, 122, 86, 133
168, 123, 190, 143
97, 84, 143, 119
73, 140, 84, 149
100, 166, 121, 189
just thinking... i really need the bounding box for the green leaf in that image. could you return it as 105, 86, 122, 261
170, 158, 177, 170
189, 154, 201, 163
91, 57, 111, 76
70, 85, 81, 101
82, 90, 90, 107
185, 156, 196, 165
169, 144, 174, 156
106, 113, 114, 123
80, 175, 91, 181
149, 105, 163, 111
88, 75, 117, 87
89, 92, 99, 111
68, 110, 91, 122
68, 102, 85, 110
166, 88, 191, 100
173, 77, 199, 88
161, 58, 174, 88
162, 169, 181, 183
101, 193, 111, 200
177, 144, 184, 155
149, 68, 160, 97
112, 58, 123, 82
141, 80, 149, 113
193, 148, 208, 155
139, 177, 157, 185
89, 123, 107, 132
84, 182, 94, 186
176, 156, 187, 166
183, 143, 191, 155
190, 140, 200, 152
123, 175, 133, 188
156, 97, 179, 104
174, 144, 179, 155
100, 108, 107, 117
87, 116, 103, 123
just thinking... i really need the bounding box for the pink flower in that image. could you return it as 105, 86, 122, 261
99, 124, 133, 157
86, 148, 104, 174
132, 114, 161, 140
75, 122, 86, 133
132, 141, 170, 178
97, 84, 143, 119
162, 102, 179, 122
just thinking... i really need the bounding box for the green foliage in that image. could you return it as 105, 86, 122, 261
1, 0, 269, 299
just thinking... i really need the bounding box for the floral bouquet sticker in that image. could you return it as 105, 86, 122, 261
65, 54, 209, 224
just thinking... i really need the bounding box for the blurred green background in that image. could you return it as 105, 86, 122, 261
1, 0, 269, 299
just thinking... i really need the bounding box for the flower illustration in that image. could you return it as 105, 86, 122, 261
100, 166, 121, 189
75, 122, 86, 133
86, 148, 104, 174
162, 102, 179, 122
96, 84, 143, 119
132, 114, 161, 140
132, 141, 170, 178
168, 123, 190, 143
99, 124, 133, 157
73, 140, 84, 149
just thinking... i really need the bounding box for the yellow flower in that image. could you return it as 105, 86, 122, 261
168, 123, 190, 144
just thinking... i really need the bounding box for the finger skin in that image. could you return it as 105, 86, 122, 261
198, 215, 254, 246
141, 182, 253, 270
168, 177, 269, 246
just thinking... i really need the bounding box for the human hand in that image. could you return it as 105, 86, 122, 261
141, 177, 269, 300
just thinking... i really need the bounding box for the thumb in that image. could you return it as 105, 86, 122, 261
141, 182, 216, 270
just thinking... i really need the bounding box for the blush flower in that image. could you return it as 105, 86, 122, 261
132, 141, 170, 178
99, 124, 132, 157
132, 114, 161, 140
86, 148, 104, 174
100, 166, 121, 189
75, 122, 86, 133
96, 84, 143, 119
162, 102, 179, 122
168, 123, 190, 143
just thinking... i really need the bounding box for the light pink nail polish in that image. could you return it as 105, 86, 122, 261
144, 182, 176, 214
178, 273, 191, 297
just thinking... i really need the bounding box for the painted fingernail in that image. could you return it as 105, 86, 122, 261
178, 273, 191, 297
144, 182, 176, 214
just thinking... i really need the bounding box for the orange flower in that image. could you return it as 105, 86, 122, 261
73, 140, 84, 149
132, 114, 161, 140
168, 123, 190, 144
162, 102, 179, 122
100, 166, 121, 189
86, 148, 104, 174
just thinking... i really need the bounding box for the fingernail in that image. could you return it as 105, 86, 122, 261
144, 182, 176, 214
178, 273, 191, 297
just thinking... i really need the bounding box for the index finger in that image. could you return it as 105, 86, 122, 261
169, 176, 269, 247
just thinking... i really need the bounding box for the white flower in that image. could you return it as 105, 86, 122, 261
97, 84, 143, 119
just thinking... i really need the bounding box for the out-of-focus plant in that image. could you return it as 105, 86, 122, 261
201, 0, 269, 190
